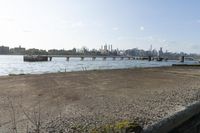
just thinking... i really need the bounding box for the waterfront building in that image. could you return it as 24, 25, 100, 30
0, 46, 9, 55
11, 45, 26, 55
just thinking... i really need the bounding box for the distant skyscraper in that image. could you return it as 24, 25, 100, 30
150, 45, 152, 51
104, 44, 107, 51
159, 47, 163, 56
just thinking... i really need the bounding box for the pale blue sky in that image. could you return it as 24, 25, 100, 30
0, 0, 200, 53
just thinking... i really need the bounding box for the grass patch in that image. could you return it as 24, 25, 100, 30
90, 120, 142, 133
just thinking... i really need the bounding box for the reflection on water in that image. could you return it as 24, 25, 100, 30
0, 55, 197, 76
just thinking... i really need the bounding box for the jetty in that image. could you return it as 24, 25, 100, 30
23, 55, 48, 62
23, 55, 169, 62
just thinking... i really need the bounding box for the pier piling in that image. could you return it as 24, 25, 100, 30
92, 57, 96, 61
66, 57, 70, 61
148, 56, 152, 61
81, 57, 84, 61
49, 57, 52, 61
180, 56, 185, 63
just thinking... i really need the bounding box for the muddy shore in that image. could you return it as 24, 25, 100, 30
0, 67, 200, 132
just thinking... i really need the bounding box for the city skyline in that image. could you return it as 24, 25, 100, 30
0, 0, 200, 53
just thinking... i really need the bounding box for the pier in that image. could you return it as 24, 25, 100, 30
23, 55, 199, 63
23, 55, 170, 62
47, 55, 138, 61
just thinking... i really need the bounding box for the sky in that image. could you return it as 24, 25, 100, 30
0, 0, 200, 53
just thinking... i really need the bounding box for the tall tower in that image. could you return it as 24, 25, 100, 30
104, 44, 107, 51
150, 45, 152, 52
159, 47, 163, 56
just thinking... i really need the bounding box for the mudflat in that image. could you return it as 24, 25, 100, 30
0, 67, 200, 132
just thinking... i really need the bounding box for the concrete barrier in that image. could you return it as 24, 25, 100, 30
143, 101, 200, 133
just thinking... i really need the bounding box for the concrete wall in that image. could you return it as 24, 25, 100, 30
169, 112, 200, 133
143, 101, 200, 133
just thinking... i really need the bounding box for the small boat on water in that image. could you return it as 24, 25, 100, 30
23, 55, 48, 62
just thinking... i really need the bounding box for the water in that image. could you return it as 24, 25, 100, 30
0, 55, 198, 76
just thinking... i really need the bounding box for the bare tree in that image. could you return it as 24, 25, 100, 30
7, 97, 18, 133
20, 97, 42, 133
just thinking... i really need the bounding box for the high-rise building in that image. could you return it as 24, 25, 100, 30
149, 45, 152, 51
104, 44, 107, 51
159, 47, 163, 56
101, 45, 103, 50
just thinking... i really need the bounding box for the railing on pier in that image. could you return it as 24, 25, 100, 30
24, 55, 193, 62
46, 55, 163, 61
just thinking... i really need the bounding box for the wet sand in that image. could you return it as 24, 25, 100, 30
0, 67, 200, 132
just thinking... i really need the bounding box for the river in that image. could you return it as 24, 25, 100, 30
0, 55, 197, 76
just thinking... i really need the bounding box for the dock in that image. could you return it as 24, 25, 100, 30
23, 55, 48, 62
23, 55, 168, 62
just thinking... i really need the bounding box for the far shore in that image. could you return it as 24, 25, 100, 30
0, 66, 200, 132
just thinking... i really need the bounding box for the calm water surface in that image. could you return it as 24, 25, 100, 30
0, 55, 197, 76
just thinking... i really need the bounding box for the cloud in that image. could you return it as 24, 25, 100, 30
191, 44, 200, 49
23, 30, 32, 33
117, 36, 130, 40
197, 19, 200, 23
112, 27, 119, 31
71, 21, 85, 28
0, 17, 15, 22
140, 26, 144, 31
